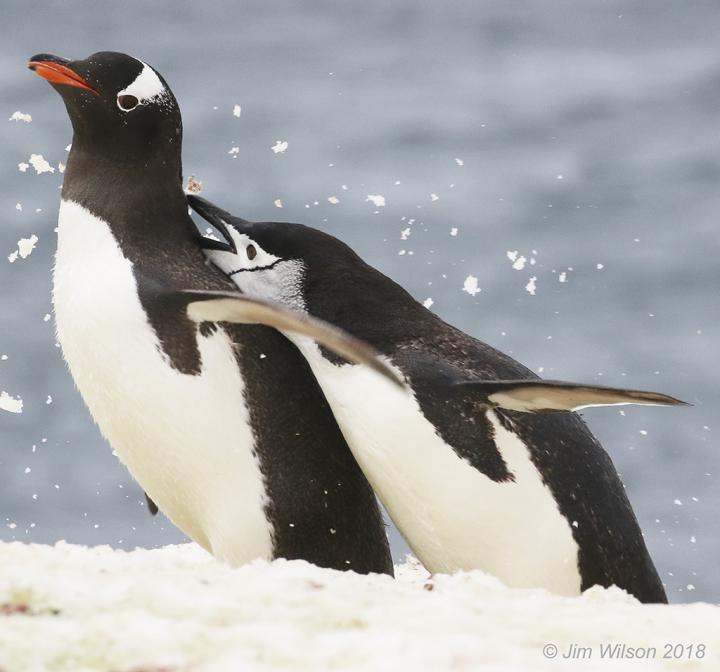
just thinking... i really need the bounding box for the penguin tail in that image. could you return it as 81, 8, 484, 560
453, 379, 690, 413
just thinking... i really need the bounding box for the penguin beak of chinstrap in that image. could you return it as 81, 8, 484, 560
186, 194, 239, 254
27, 54, 99, 96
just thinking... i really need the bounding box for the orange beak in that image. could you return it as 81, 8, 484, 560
28, 59, 99, 96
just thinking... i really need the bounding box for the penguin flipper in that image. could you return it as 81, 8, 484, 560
453, 379, 689, 412
178, 289, 403, 387
144, 492, 159, 516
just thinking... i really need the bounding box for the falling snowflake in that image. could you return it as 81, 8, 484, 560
8, 235, 39, 263
29, 154, 55, 174
366, 194, 386, 207
9, 111, 32, 123
0, 391, 23, 414
463, 275, 481, 296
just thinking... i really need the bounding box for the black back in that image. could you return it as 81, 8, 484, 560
41, 51, 393, 575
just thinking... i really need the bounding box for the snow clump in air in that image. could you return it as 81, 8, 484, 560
0, 391, 23, 413
8, 235, 39, 263
28, 154, 55, 174
463, 275, 481, 296
9, 111, 32, 123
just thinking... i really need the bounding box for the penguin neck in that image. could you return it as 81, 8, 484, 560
306, 265, 438, 353
61, 138, 193, 253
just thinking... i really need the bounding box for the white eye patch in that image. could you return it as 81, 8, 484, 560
211, 229, 281, 275
116, 62, 167, 110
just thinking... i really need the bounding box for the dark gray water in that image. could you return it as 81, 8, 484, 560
1, 1, 718, 603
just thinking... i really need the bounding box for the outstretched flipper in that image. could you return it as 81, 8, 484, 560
453, 379, 689, 412
177, 289, 403, 388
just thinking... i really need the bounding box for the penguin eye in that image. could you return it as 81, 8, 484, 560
246, 244, 257, 261
117, 94, 139, 111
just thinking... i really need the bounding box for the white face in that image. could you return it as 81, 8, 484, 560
116, 61, 168, 112
205, 227, 306, 310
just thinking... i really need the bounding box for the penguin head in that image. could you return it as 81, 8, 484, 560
28, 51, 181, 160
190, 195, 367, 313
190, 194, 427, 336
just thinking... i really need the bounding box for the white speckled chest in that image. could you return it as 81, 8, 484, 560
53, 200, 274, 565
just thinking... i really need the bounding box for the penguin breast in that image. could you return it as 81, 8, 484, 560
53, 199, 274, 565
290, 336, 582, 595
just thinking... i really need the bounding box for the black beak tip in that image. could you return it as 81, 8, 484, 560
187, 194, 239, 254
186, 194, 209, 213
29, 53, 69, 66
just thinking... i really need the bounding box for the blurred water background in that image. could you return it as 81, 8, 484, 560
1, 1, 718, 603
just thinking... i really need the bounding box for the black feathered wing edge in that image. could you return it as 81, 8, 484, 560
453, 378, 689, 412
176, 289, 403, 388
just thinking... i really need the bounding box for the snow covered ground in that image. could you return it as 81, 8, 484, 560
0, 542, 718, 671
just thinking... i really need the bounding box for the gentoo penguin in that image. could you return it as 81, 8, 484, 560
189, 194, 688, 603
28, 51, 395, 575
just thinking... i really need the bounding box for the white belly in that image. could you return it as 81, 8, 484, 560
294, 339, 581, 596
54, 200, 273, 565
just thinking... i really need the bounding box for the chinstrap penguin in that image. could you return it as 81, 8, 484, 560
189, 194, 689, 603
28, 52, 395, 575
